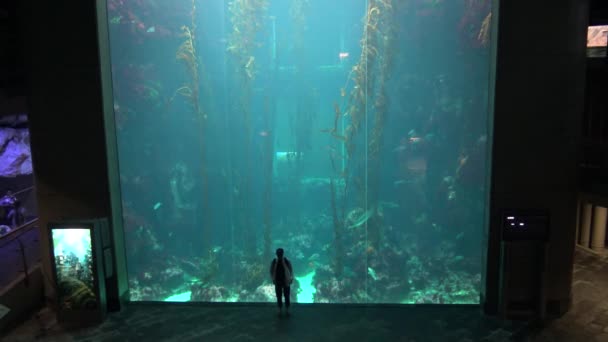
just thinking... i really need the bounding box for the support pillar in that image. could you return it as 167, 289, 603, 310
579, 203, 593, 247
591, 206, 607, 251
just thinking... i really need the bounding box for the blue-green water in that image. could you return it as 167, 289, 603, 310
106, 0, 493, 304
296, 271, 317, 303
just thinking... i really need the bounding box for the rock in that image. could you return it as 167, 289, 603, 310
0, 128, 32, 177
190, 284, 229, 302
252, 284, 275, 302
160, 266, 184, 290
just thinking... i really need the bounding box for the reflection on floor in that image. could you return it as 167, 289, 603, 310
4, 246, 608, 341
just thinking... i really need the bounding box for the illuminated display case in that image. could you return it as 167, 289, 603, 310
48, 222, 106, 324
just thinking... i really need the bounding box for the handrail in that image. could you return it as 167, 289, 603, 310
12, 186, 34, 197
0, 218, 40, 292
0, 218, 38, 246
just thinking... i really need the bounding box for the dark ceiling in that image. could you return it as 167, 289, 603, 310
591, 0, 608, 25
0, 1, 25, 100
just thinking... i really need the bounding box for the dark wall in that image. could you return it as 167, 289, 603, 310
590, 0, 608, 25
483, 0, 589, 314
0, 2, 27, 116
580, 60, 608, 194
0, 1, 26, 99
18, 0, 127, 309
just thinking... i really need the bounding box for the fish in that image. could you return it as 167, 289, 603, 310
146, 26, 156, 33
477, 12, 492, 46
379, 201, 399, 209
392, 145, 407, 152
153, 202, 162, 210
347, 207, 375, 229
456, 154, 468, 176
367, 267, 378, 281
245, 56, 255, 69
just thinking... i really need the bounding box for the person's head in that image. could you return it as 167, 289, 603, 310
276, 248, 284, 259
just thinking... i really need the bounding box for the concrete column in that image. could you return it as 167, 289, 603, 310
579, 203, 593, 247
484, 0, 589, 315
591, 206, 607, 251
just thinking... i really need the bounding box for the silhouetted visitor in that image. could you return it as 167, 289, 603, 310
270, 248, 293, 315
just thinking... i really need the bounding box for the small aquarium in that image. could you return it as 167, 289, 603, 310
102, 0, 495, 304
50, 227, 99, 310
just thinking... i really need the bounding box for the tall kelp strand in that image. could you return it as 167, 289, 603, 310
325, 0, 397, 279
227, 0, 270, 260
173, 0, 212, 250
365, 0, 396, 251
289, 0, 314, 233
173, 0, 204, 120
227, 0, 270, 82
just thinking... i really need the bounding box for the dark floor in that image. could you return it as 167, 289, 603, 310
531, 247, 608, 342
4, 247, 608, 342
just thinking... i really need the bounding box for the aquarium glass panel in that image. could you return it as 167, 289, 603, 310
105, 0, 495, 303
51, 228, 98, 309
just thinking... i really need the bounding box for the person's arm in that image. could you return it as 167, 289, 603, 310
287, 259, 293, 274
269, 259, 275, 278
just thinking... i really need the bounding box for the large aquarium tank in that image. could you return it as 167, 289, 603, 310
103, 0, 494, 304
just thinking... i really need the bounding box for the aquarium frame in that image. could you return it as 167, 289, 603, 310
481, 0, 501, 313
95, 0, 130, 309
97, 0, 499, 307
47, 221, 107, 325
